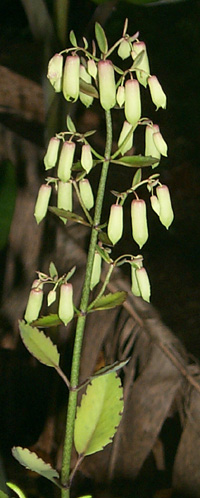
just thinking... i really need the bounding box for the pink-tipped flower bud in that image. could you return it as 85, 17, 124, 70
118, 39, 131, 60
116, 85, 125, 107
148, 75, 167, 110
34, 184, 52, 224
131, 41, 150, 88
90, 251, 102, 290
153, 131, 168, 157
63, 55, 80, 102
79, 179, 94, 211
107, 204, 123, 245
24, 285, 43, 323
118, 120, 134, 155
98, 60, 116, 110
81, 144, 93, 173
57, 181, 72, 224
145, 124, 161, 168
131, 265, 141, 297
87, 59, 97, 79
57, 141, 75, 182
79, 64, 94, 108
131, 199, 148, 249
58, 283, 74, 326
156, 185, 174, 229
125, 79, 141, 127
47, 53, 63, 92
136, 267, 151, 302
44, 137, 60, 170
150, 195, 160, 216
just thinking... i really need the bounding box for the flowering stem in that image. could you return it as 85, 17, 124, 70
87, 263, 114, 311
61, 109, 112, 497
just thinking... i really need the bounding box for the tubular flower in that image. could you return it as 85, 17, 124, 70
116, 85, 125, 107
58, 283, 74, 326
153, 131, 168, 157
131, 199, 148, 249
44, 137, 60, 170
136, 267, 151, 302
107, 204, 123, 245
63, 55, 80, 102
90, 251, 102, 290
124, 79, 141, 127
79, 64, 93, 108
131, 265, 141, 297
57, 181, 72, 224
34, 184, 52, 224
148, 75, 167, 110
81, 144, 93, 173
156, 185, 174, 229
24, 280, 43, 323
57, 141, 75, 182
118, 120, 134, 155
79, 179, 94, 211
98, 60, 116, 111
131, 41, 150, 88
150, 195, 160, 216
47, 53, 63, 92
145, 124, 161, 168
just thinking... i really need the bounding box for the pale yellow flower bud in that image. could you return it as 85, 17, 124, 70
145, 124, 160, 168
79, 179, 94, 211
87, 59, 97, 79
116, 85, 125, 107
57, 141, 75, 182
131, 199, 148, 248
34, 184, 52, 224
24, 286, 43, 323
131, 41, 150, 87
136, 267, 151, 302
118, 121, 133, 155
153, 131, 168, 157
44, 137, 60, 170
63, 55, 80, 102
58, 283, 74, 326
150, 195, 160, 216
156, 185, 174, 229
90, 251, 102, 290
98, 60, 116, 110
47, 53, 63, 92
148, 75, 167, 110
81, 144, 93, 173
107, 204, 123, 245
79, 64, 93, 108
131, 265, 141, 297
125, 79, 141, 127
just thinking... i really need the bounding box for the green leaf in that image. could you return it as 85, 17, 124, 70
98, 231, 112, 246
91, 358, 130, 379
82, 37, 88, 50
112, 155, 159, 168
65, 265, 76, 282
95, 22, 108, 54
74, 372, 123, 456
79, 78, 99, 99
19, 321, 60, 368
6, 483, 26, 498
95, 245, 112, 264
33, 314, 61, 328
49, 207, 91, 226
132, 168, 142, 186
49, 261, 58, 279
132, 49, 145, 69
69, 29, 77, 46
0, 491, 9, 498
0, 161, 17, 250
66, 115, 76, 133
91, 291, 127, 311
12, 447, 59, 484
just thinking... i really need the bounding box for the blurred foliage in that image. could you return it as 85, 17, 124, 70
0, 161, 16, 251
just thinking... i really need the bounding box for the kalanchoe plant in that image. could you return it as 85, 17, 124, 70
10, 18, 174, 498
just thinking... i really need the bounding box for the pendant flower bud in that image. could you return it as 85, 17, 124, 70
153, 131, 168, 157
118, 39, 131, 60
47, 53, 63, 92
98, 60, 116, 110
58, 283, 74, 326
34, 184, 52, 224
90, 251, 102, 290
125, 79, 141, 127
57, 141, 75, 182
44, 137, 60, 170
131, 41, 150, 88
116, 85, 125, 107
63, 55, 80, 102
148, 75, 167, 110
156, 185, 174, 229
145, 124, 160, 168
136, 267, 151, 302
57, 181, 72, 211
81, 144, 93, 173
79, 179, 94, 211
150, 195, 160, 216
131, 265, 141, 297
79, 64, 93, 108
24, 286, 43, 323
87, 59, 97, 79
118, 121, 134, 155
107, 204, 123, 245
131, 199, 148, 249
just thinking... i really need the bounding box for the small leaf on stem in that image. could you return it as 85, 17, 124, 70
95, 22, 108, 54
12, 447, 59, 484
19, 320, 60, 368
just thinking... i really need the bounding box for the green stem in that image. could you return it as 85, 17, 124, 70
61, 110, 112, 497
